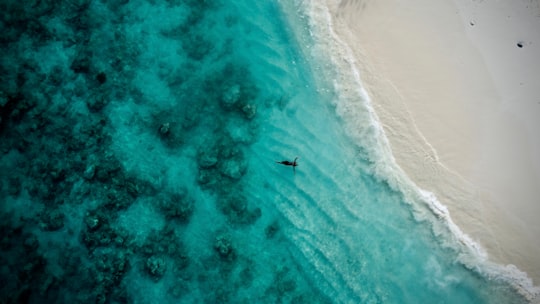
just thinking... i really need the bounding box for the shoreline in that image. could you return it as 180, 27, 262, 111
328, 0, 540, 287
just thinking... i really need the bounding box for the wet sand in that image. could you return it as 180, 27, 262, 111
327, 0, 540, 285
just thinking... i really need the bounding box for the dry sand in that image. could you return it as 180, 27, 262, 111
327, 0, 540, 285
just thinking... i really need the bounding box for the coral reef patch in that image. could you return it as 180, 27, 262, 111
0, 0, 328, 303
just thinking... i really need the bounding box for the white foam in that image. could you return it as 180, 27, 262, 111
287, 0, 540, 301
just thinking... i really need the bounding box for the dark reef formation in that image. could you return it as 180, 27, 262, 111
0, 0, 330, 303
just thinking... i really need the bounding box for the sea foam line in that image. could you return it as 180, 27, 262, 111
288, 0, 540, 301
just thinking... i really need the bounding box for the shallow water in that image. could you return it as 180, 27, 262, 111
0, 0, 529, 303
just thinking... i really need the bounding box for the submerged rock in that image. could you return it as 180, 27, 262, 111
39, 209, 65, 231
81, 208, 129, 251
182, 33, 213, 60
70, 55, 90, 74
155, 120, 185, 148
95, 72, 107, 84
104, 188, 133, 211
241, 103, 257, 119
221, 84, 241, 109
158, 192, 194, 222
216, 193, 261, 225
145, 256, 167, 280
265, 221, 279, 239
87, 93, 109, 113
158, 122, 170, 136
214, 234, 235, 261
84, 212, 100, 231
197, 168, 213, 185
83, 164, 96, 180
198, 151, 218, 168
23, 235, 39, 251
219, 158, 247, 180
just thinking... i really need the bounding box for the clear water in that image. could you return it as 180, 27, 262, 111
0, 0, 531, 303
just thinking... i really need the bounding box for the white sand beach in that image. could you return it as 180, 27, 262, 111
327, 0, 540, 284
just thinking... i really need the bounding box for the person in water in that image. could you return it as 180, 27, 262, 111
276, 157, 298, 173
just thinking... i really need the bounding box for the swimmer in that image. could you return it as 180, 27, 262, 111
276, 157, 298, 174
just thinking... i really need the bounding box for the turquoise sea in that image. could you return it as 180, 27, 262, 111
0, 0, 535, 303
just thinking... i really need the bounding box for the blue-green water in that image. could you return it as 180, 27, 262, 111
0, 0, 534, 303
